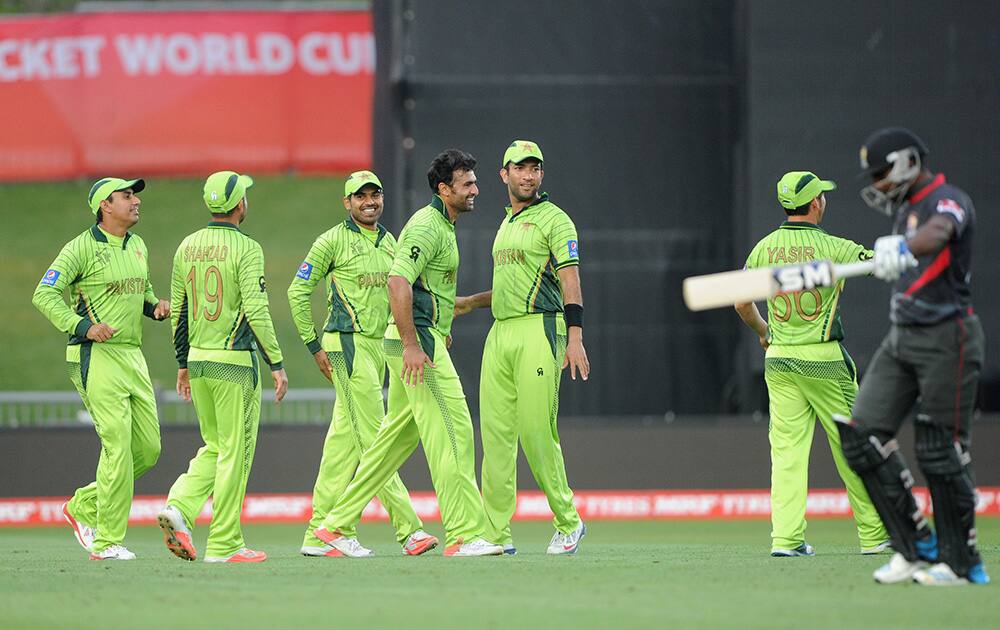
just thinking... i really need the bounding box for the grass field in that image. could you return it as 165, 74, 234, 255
2, 519, 998, 629
2, 175, 347, 392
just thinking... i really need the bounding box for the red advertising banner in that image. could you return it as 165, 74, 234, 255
0, 11, 373, 180
3, 488, 1000, 526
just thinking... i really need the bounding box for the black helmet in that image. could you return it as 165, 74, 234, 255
858, 127, 929, 178
858, 127, 929, 216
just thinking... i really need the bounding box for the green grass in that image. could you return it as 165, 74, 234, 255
2, 519, 999, 629
2, 175, 347, 392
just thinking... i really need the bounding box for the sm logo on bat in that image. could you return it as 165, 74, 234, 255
773, 260, 834, 294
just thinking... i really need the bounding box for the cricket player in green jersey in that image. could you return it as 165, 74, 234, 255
33, 177, 169, 560
288, 170, 437, 558
454, 140, 590, 555
735, 171, 888, 557
157, 171, 288, 564
314, 150, 502, 557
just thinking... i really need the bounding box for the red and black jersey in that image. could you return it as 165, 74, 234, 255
890, 173, 975, 325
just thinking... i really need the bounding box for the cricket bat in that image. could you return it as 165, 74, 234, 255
682, 260, 874, 311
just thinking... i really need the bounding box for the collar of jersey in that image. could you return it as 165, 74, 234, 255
206, 221, 241, 231
908, 173, 946, 204
90, 224, 133, 249
506, 192, 550, 221
429, 194, 456, 226
779, 220, 827, 233
344, 217, 388, 246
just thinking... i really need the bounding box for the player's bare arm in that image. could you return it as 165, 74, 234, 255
176, 368, 191, 402
907, 213, 955, 256
734, 301, 770, 349
454, 291, 491, 317
557, 265, 589, 381
388, 274, 435, 385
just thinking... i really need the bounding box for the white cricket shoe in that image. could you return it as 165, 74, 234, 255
61, 502, 96, 552
502, 544, 518, 556
402, 529, 439, 556
157, 505, 197, 561
771, 542, 816, 557
443, 539, 504, 557
861, 540, 892, 555
89, 544, 136, 560
313, 527, 374, 557
913, 563, 970, 586
547, 522, 587, 555
873, 552, 927, 584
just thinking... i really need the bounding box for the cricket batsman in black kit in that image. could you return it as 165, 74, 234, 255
834, 127, 989, 585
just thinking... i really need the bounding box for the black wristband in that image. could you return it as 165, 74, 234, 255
564, 303, 583, 328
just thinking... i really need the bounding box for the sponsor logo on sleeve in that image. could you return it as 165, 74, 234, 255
567, 239, 579, 259
295, 261, 313, 280
40, 269, 60, 286
936, 198, 965, 222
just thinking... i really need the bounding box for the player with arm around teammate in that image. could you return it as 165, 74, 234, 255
312, 150, 503, 557
32, 178, 169, 560
735, 171, 888, 557
454, 140, 590, 555
287, 171, 437, 558
834, 128, 989, 585
156, 171, 288, 564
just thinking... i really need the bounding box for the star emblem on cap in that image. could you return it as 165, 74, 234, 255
520, 142, 536, 151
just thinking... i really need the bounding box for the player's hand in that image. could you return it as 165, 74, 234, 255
454, 296, 474, 317
873, 235, 917, 282
313, 350, 333, 383
153, 299, 171, 320
759, 326, 770, 350
85, 323, 116, 343
446, 334, 453, 349
402, 343, 435, 386
272, 368, 288, 403
176, 368, 191, 402
562, 330, 590, 381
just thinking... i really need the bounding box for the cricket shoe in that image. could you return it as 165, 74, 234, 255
89, 545, 136, 561
443, 539, 504, 557
873, 552, 927, 584
502, 544, 517, 556
301, 545, 348, 557
861, 540, 892, 555
313, 527, 374, 557
204, 548, 267, 563
61, 501, 96, 552
547, 522, 587, 556
771, 543, 816, 557
402, 530, 439, 556
157, 505, 197, 561
913, 562, 971, 586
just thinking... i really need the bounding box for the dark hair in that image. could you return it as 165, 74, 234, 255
95, 211, 103, 224
427, 149, 477, 193
211, 208, 238, 219
785, 201, 812, 217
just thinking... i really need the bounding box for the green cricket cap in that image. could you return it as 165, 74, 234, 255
344, 170, 383, 197
776, 171, 836, 209
204, 170, 254, 213
88, 177, 145, 214
502, 140, 544, 167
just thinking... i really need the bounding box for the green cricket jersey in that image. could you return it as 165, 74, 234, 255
745, 222, 873, 346
33, 224, 160, 347
489, 193, 579, 320
388, 195, 459, 338
170, 222, 283, 369
288, 218, 397, 353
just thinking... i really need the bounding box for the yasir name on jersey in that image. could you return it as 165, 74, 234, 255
567, 240, 579, 259
40, 269, 60, 286
936, 199, 965, 222
296, 261, 313, 280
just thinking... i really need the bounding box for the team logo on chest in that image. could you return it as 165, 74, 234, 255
95, 249, 111, 266
905, 212, 919, 239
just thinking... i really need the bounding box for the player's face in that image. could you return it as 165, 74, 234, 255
442, 169, 478, 213
501, 159, 544, 202
104, 189, 141, 226
343, 185, 384, 228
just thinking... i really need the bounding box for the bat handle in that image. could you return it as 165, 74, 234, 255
833, 261, 875, 280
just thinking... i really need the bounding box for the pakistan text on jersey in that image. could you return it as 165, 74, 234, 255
183, 245, 229, 263
106, 277, 146, 295
357, 271, 388, 289
494, 248, 527, 267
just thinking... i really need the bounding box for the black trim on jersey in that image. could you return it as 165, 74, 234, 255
122, 232, 132, 250
779, 221, 827, 233
344, 217, 390, 247
143, 301, 158, 319
89, 224, 108, 243
416, 326, 435, 361
429, 194, 453, 223
506, 192, 550, 222
207, 222, 240, 231
79, 342, 93, 390
174, 295, 190, 368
